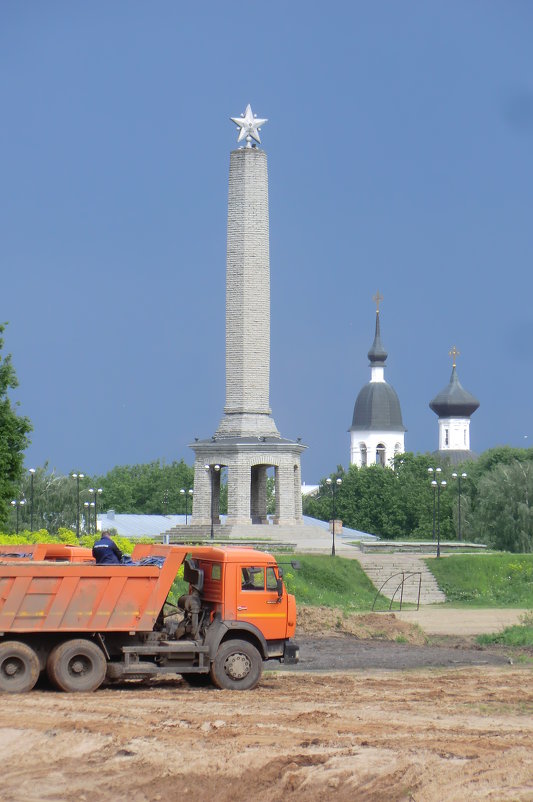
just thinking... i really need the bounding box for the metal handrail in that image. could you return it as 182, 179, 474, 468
372, 571, 422, 611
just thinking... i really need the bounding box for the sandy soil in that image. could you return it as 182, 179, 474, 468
1, 667, 532, 802
1, 612, 531, 801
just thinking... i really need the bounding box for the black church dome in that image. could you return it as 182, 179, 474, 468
429, 367, 479, 418
351, 382, 406, 432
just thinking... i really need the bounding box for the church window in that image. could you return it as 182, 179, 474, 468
464, 430, 466, 445
376, 444, 386, 467
360, 444, 367, 467
445, 429, 449, 446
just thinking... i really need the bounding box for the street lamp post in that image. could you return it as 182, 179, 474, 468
28, 468, 36, 531
88, 488, 103, 535
71, 473, 85, 539
180, 488, 193, 525
204, 464, 220, 540
11, 499, 26, 534
427, 467, 442, 541
451, 472, 467, 542
428, 469, 446, 558
84, 501, 95, 534
83, 501, 90, 534
325, 477, 342, 557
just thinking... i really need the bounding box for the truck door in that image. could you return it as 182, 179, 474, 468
236, 564, 287, 640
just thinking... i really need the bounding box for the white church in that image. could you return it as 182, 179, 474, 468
349, 297, 406, 467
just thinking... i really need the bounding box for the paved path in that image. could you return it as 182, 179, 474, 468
393, 607, 530, 636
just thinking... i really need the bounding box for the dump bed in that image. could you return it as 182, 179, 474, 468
0, 543, 94, 562
0, 544, 189, 634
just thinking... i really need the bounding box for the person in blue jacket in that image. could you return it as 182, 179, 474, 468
92, 531, 123, 565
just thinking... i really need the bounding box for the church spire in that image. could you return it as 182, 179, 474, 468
367, 291, 388, 367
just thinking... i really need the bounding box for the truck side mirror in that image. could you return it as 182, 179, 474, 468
291, 560, 301, 570
276, 577, 283, 597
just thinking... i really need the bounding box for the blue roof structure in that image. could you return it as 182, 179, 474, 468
98, 513, 186, 538
97, 512, 379, 541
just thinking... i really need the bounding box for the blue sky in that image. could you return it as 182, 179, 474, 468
2, 1, 533, 482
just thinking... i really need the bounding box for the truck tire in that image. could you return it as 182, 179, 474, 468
210, 639, 262, 690
47, 639, 106, 693
0, 641, 40, 694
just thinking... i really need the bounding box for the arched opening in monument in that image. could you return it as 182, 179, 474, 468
376, 444, 386, 467
360, 443, 367, 466
250, 464, 273, 525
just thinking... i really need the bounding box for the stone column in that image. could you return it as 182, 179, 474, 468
293, 461, 303, 522
226, 460, 252, 526
192, 458, 213, 526
275, 461, 296, 526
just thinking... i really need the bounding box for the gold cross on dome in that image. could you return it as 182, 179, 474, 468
449, 345, 460, 367
373, 290, 383, 312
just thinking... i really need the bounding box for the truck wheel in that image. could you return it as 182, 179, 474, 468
0, 641, 40, 694
47, 639, 106, 693
210, 639, 262, 690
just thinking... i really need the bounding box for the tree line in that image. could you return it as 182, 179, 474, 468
304, 447, 533, 553
6, 448, 533, 552
8, 460, 195, 533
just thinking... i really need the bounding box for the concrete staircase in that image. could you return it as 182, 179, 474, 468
354, 550, 446, 605
158, 522, 326, 550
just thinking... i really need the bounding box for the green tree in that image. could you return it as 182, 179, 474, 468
0, 324, 32, 528
462, 459, 533, 552
94, 460, 194, 514
304, 455, 456, 539
17, 465, 79, 533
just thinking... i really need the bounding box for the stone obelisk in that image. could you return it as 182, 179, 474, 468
215, 137, 279, 436
190, 105, 305, 530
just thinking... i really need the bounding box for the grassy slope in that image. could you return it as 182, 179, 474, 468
425, 554, 533, 607
275, 554, 388, 611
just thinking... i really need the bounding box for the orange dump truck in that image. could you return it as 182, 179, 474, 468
0, 543, 299, 693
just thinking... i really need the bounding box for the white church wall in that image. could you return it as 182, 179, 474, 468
350, 430, 405, 468
438, 417, 470, 451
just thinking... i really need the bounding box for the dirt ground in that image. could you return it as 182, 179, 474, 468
1, 611, 532, 802
1, 667, 532, 802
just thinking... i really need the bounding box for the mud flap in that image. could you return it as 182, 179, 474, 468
283, 641, 299, 664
